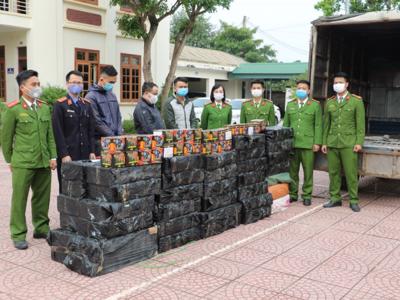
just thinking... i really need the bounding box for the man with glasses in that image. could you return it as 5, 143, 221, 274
52, 70, 96, 193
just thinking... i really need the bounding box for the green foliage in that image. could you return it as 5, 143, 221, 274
122, 118, 136, 134
315, 0, 400, 16
270, 71, 309, 93
212, 22, 276, 62
41, 85, 67, 106
170, 10, 215, 48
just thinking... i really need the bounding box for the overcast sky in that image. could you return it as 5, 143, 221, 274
211, 0, 322, 62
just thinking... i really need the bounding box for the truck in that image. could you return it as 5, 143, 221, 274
309, 11, 400, 180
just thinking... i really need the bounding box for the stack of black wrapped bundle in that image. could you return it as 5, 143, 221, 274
200, 151, 241, 238
265, 126, 294, 176
158, 155, 204, 252
48, 161, 159, 277
234, 134, 273, 224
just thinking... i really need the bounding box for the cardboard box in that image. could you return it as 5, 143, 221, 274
125, 135, 139, 151
174, 141, 184, 156
126, 150, 139, 166
192, 143, 203, 154
113, 151, 126, 168
101, 136, 126, 153
194, 128, 203, 141
152, 134, 164, 148
137, 135, 153, 150
139, 149, 152, 165
151, 147, 163, 163
183, 142, 193, 156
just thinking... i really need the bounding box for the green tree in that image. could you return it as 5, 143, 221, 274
270, 71, 309, 93
170, 10, 215, 48
212, 22, 276, 63
315, 0, 400, 16
110, 0, 181, 82
160, 0, 233, 105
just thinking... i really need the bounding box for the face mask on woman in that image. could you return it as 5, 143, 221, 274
214, 92, 224, 101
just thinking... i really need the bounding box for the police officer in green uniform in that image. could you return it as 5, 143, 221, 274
240, 80, 276, 126
283, 80, 322, 206
2, 70, 57, 250
201, 84, 232, 129
322, 72, 365, 212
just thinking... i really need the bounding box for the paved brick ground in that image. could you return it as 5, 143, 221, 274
1, 154, 400, 300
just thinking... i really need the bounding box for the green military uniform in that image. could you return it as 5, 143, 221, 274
323, 92, 365, 204
240, 99, 276, 126
200, 102, 232, 130
284, 98, 322, 201
1, 97, 57, 241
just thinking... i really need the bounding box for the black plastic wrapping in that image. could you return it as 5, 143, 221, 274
232, 134, 265, 150
48, 227, 158, 277
242, 205, 272, 224
87, 178, 161, 202
60, 212, 153, 239
236, 146, 266, 161
265, 139, 293, 153
62, 180, 86, 199
158, 213, 201, 237
266, 161, 291, 177
85, 163, 161, 186
200, 203, 242, 238
204, 163, 238, 182
162, 155, 204, 174
155, 198, 201, 222
238, 182, 268, 199
57, 194, 154, 222
202, 190, 238, 212
61, 161, 90, 181
158, 183, 203, 204
204, 177, 237, 197
162, 169, 204, 189
264, 126, 294, 141
237, 170, 267, 186
203, 151, 236, 171
158, 227, 202, 253
239, 193, 273, 210
237, 157, 267, 173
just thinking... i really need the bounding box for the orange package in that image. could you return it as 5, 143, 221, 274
268, 183, 289, 200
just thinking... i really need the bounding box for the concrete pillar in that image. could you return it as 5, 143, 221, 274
206, 78, 215, 97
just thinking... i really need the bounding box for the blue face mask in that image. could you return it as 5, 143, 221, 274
296, 89, 308, 100
103, 82, 114, 92
68, 84, 83, 95
176, 87, 189, 97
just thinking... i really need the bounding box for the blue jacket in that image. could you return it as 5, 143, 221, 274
134, 98, 165, 134
85, 84, 123, 137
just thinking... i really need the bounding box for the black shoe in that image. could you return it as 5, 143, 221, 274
303, 199, 312, 206
13, 240, 28, 250
323, 201, 342, 208
33, 232, 48, 239
290, 198, 298, 203
350, 203, 361, 212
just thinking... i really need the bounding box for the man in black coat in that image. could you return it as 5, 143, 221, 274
52, 70, 96, 192
134, 82, 165, 134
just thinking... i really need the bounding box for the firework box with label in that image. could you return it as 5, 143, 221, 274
194, 128, 203, 141
48, 227, 158, 277
125, 135, 139, 151
250, 119, 267, 133
137, 135, 153, 150
152, 147, 163, 163
185, 129, 195, 142
174, 141, 185, 156
152, 132, 164, 148
126, 150, 140, 166
101, 136, 126, 153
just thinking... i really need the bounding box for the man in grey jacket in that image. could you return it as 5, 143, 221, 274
163, 77, 198, 129
134, 82, 164, 134
85, 65, 123, 155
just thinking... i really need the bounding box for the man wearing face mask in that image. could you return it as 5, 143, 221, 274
163, 77, 198, 129
52, 70, 96, 193
2, 70, 57, 250
240, 80, 276, 126
321, 72, 365, 212
201, 84, 232, 129
283, 80, 322, 206
134, 82, 165, 134
85, 65, 123, 155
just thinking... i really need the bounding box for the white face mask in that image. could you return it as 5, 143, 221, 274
251, 89, 263, 98
333, 83, 346, 94
149, 94, 158, 104
25, 86, 42, 99
214, 92, 224, 101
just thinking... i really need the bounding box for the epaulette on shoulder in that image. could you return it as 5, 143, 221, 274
312, 99, 320, 104
327, 96, 336, 101
37, 99, 49, 105
243, 99, 252, 103
7, 100, 19, 108
352, 94, 362, 100
57, 96, 68, 103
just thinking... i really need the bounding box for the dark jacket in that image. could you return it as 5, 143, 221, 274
134, 98, 165, 134
85, 84, 123, 138
52, 95, 95, 160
